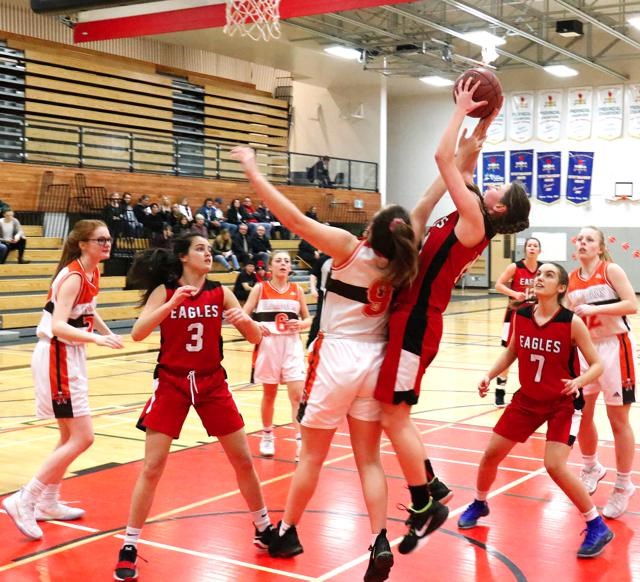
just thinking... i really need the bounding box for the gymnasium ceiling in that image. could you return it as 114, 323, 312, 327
24, 0, 640, 91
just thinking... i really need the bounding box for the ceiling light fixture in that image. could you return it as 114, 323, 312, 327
628, 15, 640, 30
419, 76, 455, 87
544, 64, 579, 77
461, 30, 506, 48
323, 46, 361, 60
556, 20, 584, 38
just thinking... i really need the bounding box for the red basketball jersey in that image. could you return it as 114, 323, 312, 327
514, 304, 578, 401
394, 210, 489, 317
511, 259, 541, 297
157, 280, 224, 374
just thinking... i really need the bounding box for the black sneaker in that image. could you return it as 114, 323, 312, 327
253, 524, 276, 549
268, 522, 304, 558
364, 529, 394, 582
398, 499, 449, 555
114, 544, 138, 582
495, 388, 506, 408
428, 477, 453, 504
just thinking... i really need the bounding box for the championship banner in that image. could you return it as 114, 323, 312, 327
566, 151, 594, 205
627, 84, 640, 138
482, 151, 506, 191
595, 85, 623, 140
567, 87, 592, 140
486, 107, 506, 144
536, 151, 562, 204
509, 149, 533, 197
536, 90, 562, 142
509, 92, 534, 143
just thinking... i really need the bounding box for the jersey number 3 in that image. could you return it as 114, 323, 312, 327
364, 279, 393, 317
186, 322, 204, 352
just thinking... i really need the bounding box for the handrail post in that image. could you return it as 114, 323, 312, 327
78, 127, 84, 168
128, 133, 134, 172
174, 138, 180, 176
347, 160, 352, 190
216, 145, 221, 179
287, 151, 291, 185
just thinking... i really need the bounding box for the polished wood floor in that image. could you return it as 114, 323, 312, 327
0, 291, 639, 581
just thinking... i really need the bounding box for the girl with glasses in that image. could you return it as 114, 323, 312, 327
3, 220, 124, 541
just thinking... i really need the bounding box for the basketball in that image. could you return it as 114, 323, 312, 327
453, 68, 503, 118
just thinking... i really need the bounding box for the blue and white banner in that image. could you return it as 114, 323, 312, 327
566, 151, 594, 205
482, 151, 506, 191
509, 149, 533, 197
536, 151, 562, 204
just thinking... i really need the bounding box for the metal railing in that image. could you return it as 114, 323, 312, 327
6, 118, 378, 192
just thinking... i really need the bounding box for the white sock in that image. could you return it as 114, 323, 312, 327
123, 526, 142, 547
23, 477, 46, 503
583, 507, 599, 522
39, 483, 61, 507
279, 520, 292, 536
262, 426, 273, 437
251, 507, 271, 532
614, 472, 632, 490
582, 454, 598, 471
475, 490, 488, 502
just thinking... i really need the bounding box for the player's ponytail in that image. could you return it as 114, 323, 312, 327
368, 204, 418, 289
487, 181, 531, 235
127, 233, 203, 304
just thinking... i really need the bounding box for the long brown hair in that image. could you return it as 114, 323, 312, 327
368, 204, 418, 288
488, 181, 530, 235
53, 220, 107, 279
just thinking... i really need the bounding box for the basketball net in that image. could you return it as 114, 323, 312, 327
224, 0, 281, 42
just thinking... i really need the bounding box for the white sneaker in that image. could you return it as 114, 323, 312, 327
295, 438, 302, 463
603, 485, 635, 519
580, 464, 606, 495
259, 434, 275, 457
2, 489, 43, 540
36, 502, 85, 521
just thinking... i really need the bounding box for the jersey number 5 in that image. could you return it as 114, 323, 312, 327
364, 279, 393, 317
186, 322, 204, 352
530, 354, 545, 383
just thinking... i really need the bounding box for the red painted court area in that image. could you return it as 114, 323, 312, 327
1, 417, 638, 581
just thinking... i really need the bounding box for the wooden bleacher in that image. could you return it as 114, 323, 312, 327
0, 230, 313, 331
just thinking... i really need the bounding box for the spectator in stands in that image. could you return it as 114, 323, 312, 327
0, 209, 29, 264
178, 196, 193, 223
159, 195, 172, 217
257, 203, 288, 240
297, 239, 319, 270
145, 202, 165, 234
213, 229, 240, 272
307, 156, 332, 188
121, 193, 144, 237
250, 224, 272, 267
242, 196, 271, 236
0, 240, 7, 263
305, 206, 319, 221
227, 198, 245, 231
151, 223, 173, 249
214, 197, 238, 235
198, 198, 221, 236
233, 261, 257, 303
191, 214, 210, 239
0, 198, 9, 217
133, 195, 151, 225
103, 193, 124, 237
173, 215, 191, 238
255, 261, 270, 283
232, 223, 252, 265
169, 204, 184, 228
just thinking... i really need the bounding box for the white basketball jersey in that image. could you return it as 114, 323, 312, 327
252, 281, 303, 334
320, 241, 393, 340
36, 259, 99, 345
567, 261, 631, 340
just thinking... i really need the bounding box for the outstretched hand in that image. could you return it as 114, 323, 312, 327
231, 146, 258, 172
454, 76, 489, 116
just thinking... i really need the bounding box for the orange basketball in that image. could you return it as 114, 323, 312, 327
453, 68, 503, 118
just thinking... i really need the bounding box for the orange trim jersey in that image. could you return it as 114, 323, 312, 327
320, 240, 393, 340
36, 259, 100, 344
567, 261, 631, 340
252, 282, 304, 334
